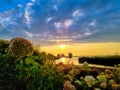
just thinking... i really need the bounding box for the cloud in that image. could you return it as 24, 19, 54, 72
17, 4, 23, 8
0, 23, 6, 31
49, 38, 72, 43
24, 0, 35, 28
84, 32, 92, 36
54, 22, 62, 29
54, 19, 73, 35
31, 0, 36, 3
54, 19, 73, 29
88, 20, 96, 26
0, 7, 22, 31
53, 5, 58, 11
24, 31, 33, 38
72, 9, 84, 17
46, 17, 52, 23
64, 19, 73, 29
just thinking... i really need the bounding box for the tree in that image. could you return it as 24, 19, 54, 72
68, 53, 73, 58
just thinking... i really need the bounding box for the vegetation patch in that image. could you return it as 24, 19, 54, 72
78, 56, 120, 66
0, 37, 120, 90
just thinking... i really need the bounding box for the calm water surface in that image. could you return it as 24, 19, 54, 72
55, 57, 114, 69
56, 57, 80, 65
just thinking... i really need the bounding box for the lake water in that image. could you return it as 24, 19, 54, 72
55, 57, 114, 69
55, 57, 79, 65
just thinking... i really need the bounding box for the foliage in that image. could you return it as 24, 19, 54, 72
0, 39, 9, 53
68, 53, 73, 58
8, 37, 34, 58
0, 53, 64, 90
79, 55, 120, 66
63, 80, 76, 90
0, 54, 25, 90
16, 56, 64, 90
33, 44, 57, 64
82, 61, 90, 70
59, 62, 120, 90
0, 37, 63, 90
1, 37, 120, 90
47, 53, 57, 61
71, 66, 120, 90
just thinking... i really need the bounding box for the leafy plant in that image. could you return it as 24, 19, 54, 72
0, 39, 9, 53
0, 54, 25, 90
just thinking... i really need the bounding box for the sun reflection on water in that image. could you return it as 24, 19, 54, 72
61, 57, 65, 63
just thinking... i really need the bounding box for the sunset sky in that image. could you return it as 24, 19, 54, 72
0, 0, 120, 56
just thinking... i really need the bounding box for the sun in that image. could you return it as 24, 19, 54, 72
60, 44, 66, 49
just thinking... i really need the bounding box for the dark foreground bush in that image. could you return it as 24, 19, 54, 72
0, 54, 64, 90
0, 37, 64, 90
78, 56, 120, 66
0, 39, 9, 53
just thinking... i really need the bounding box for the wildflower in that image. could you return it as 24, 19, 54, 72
109, 79, 116, 85
111, 83, 119, 90
100, 82, 107, 89
97, 75, 107, 83
80, 77, 84, 80
84, 75, 96, 87
63, 80, 76, 90
107, 74, 115, 79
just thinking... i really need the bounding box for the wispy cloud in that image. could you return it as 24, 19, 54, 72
24, 31, 33, 38
53, 5, 58, 11
88, 20, 96, 27
46, 17, 52, 23
54, 19, 73, 30
24, 0, 35, 28
72, 9, 84, 18
64, 19, 73, 29
0, 7, 22, 31
84, 32, 92, 36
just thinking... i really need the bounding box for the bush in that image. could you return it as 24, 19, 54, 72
8, 37, 34, 58
0, 53, 64, 90
0, 54, 25, 90
0, 39, 9, 53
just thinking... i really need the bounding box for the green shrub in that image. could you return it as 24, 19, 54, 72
0, 39, 9, 53
8, 37, 34, 58
0, 53, 64, 90
0, 54, 25, 90
15, 55, 64, 90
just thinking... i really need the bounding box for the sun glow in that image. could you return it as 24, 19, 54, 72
60, 44, 66, 49
41, 42, 120, 56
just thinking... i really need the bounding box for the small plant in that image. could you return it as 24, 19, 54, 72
8, 37, 34, 58
82, 61, 90, 70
